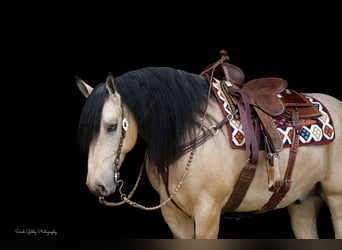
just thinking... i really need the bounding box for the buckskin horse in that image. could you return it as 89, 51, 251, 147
76, 51, 342, 239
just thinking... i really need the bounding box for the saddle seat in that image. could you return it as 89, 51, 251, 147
243, 77, 288, 116
241, 77, 322, 119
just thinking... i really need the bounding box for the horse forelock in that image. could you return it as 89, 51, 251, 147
77, 83, 108, 153
114, 67, 211, 173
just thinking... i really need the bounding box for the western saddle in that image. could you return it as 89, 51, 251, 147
200, 50, 322, 213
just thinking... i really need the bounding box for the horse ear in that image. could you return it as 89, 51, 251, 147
105, 72, 116, 94
75, 76, 93, 97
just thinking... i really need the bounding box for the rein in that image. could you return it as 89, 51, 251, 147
99, 147, 195, 210
100, 150, 195, 210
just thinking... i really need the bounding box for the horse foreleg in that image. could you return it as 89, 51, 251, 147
324, 194, 342, 238
160, 201, 195, 239
193, 201, 221, 239
321, 171, 342, 238
287, 192, 323, 239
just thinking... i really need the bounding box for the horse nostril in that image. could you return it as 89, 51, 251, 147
97, 184, 107, 196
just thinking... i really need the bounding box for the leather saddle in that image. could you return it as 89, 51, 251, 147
243, 77, 321, 119
243, 77, 287, 116
205, 60, 321, 120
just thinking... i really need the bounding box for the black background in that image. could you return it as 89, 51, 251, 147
1, 2, 341, 246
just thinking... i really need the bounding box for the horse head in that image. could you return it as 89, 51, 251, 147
76, 73, 138, 198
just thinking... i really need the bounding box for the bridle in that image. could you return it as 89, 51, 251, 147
98, 90, 152, 207
112, 102, 128, 187
98, 100, 129, 205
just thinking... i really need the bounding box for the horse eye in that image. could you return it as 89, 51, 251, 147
107, 123, 118, 132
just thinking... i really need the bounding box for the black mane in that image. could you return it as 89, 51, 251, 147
77, 83, 108, 153
78, 67, 213, 173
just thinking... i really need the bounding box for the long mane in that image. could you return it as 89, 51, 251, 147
78, 67, 213, 172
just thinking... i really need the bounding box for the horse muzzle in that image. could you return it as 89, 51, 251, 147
87, 172, 119, 198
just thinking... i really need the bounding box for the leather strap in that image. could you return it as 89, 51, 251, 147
223, 160, 257, 211
221, 87, 261, 212
257, 110, 301, 212
176, 116, 230, 162
229, 87, 260, 165
216, 51, 259, 165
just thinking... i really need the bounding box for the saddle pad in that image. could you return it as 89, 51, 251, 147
210, 79, 335, 149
